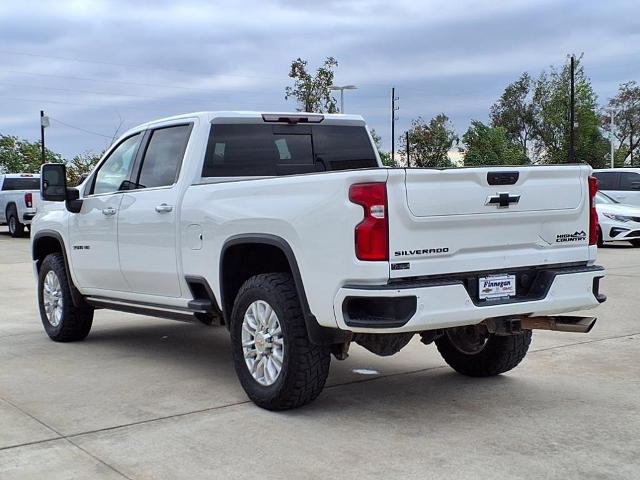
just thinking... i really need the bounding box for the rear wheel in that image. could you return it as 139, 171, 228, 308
435, 325, 531, 377
7, 206, 24, 238
630, 239, 640, 247
38, 253, 94, 342
230, 273, 331, 410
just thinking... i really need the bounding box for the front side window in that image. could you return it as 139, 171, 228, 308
135, 125, 192, 189
92, 134, 142, 195
593, 172, 618, 191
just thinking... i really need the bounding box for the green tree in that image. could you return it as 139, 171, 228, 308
400, 114, 457, 168
67, 151, 102, 186
284, 57, 339, 113
602, 81, 640, 165
0, 134, 63, 173
370, 129, 394, 167
532, 55, 609, 167
462, 121, 528, 166
490, 72, 535, 158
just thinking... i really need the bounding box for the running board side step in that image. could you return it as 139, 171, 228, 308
521, 316, 597, 333
85, 296, 207, 323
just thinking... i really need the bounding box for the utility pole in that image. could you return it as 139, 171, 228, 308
569, 54, 576, 163
40, 110, 48, 165
391, 87, 399, 164
406, 131, 410, 167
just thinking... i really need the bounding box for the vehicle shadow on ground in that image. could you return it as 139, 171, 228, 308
80, 320, 540, 416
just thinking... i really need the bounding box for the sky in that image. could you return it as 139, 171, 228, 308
1, 0, 639, 159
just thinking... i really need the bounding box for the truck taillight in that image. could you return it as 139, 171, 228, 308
349, 182, 388, 261
24, 192, 33, 208
588, 175, 599, 246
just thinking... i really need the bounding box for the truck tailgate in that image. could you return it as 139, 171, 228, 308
386, 165, 593, 279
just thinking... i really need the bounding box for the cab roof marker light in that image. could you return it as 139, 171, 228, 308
261, 114, 324, 124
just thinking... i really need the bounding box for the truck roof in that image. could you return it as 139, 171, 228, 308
125, 111, 367, 136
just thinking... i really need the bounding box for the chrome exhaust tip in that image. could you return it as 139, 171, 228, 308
521, 316, 597, 333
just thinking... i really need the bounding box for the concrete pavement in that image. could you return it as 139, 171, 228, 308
0, 228, 639, 479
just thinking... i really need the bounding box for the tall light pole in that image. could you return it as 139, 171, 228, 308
569, 54, 576, 163
608, 108, 617, 168
330, 85, 357, 113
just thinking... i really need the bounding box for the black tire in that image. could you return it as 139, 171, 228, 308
597, 227, 604, 247
435, 327, 532, 377
630, 239, 640, 247
7, 206, 24, 238
230, 273, 331, 410
38, 253, 94, 342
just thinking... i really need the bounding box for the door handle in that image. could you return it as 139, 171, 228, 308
155, 204, 173, 213
102, 207, 117, 216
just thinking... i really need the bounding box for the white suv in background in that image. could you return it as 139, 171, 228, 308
593, 168, 640, 206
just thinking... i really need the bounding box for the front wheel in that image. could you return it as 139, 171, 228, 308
7, 206, 25, 238
230, 273, 331, 410
38, 253, 94, 342
435, 325, 531, 377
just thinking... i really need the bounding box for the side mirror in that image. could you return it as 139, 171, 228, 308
41, 163, 67, 202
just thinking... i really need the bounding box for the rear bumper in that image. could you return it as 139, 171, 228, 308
334, 265, 605, 333
22, 212, 35, 223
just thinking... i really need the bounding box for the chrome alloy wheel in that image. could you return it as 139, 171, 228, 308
242, 300, 284, 386
43, 270, 64, 327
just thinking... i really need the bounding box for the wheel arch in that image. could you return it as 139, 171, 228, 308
220, 234, 348, 345
32, 230, 84, 307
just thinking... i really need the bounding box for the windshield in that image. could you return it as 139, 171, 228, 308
1, 176, 40, 191
595, 192, 618, 205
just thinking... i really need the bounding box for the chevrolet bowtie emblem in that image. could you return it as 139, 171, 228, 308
486, 192, 520, 208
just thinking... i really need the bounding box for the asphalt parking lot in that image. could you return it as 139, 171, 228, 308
0, 228, 639, 480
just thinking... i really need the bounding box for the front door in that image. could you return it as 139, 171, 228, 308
69, 133, 143, 290
117, 123, 193, 298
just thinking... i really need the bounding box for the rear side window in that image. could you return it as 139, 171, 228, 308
1, 177, 40, 190
136, 124, 192, 189
593, 172, 618, 191
619, 171, 640, 191
201, 124, 377, 177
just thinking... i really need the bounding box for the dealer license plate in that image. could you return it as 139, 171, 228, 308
478, 274, 516, 300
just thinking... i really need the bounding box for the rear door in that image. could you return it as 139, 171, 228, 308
117, 123, 193, 297
386, 165, 591, 279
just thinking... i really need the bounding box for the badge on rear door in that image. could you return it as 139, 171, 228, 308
478, 274, 516, 300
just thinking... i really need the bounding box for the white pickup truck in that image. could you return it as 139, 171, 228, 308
0, 173, 40, 237
32, 111, 606, 410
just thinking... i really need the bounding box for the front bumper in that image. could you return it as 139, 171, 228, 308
334, 264, 605, 333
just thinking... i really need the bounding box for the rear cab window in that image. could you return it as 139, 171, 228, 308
201, 122, 378, 178
1, 176, 40, 190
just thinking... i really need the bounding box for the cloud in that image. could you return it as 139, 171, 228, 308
0, 0, 638, 157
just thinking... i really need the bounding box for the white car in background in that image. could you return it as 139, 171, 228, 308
596, 191, 640, 247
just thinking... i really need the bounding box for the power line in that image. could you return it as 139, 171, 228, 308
3, 69, 281, 94
0, 81, 161, 100
49, 118, 114, 138
0, 49, 285, 81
